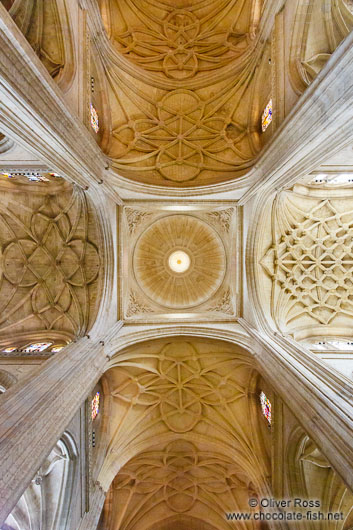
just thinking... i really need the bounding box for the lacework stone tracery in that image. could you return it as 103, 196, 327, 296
101, 0, 268, 187
111, 342, 245, 434
261, 192, 353, 332
113, 440, 255, 519
0, 187, 101, 340
106, 0, 255, 82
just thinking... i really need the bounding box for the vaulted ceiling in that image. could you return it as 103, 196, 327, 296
1, 1, 353, 529
99, 338, 271, 530
95, 0, 272, 186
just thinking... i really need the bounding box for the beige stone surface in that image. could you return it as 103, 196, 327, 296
0, 0, 352, 529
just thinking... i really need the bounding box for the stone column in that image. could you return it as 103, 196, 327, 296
79, 483, 106, 530
240, 28, 353, 204
0, 4, 106, 188
0, 337, 109, 525
239, 319, 353, 492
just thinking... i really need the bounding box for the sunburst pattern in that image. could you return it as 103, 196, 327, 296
133, 215, 226, 308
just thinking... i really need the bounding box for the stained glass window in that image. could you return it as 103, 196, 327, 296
24, 342, 52, 353
260, 391, 272, 425
261, 99, 272, 132
2, 347, 17, 353
1, 171, 63, 183
92, 392, 100, 420
25, 173, 50, 182
90, 103, 99, 134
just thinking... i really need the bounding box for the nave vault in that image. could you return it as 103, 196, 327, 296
0, 0, 353, 529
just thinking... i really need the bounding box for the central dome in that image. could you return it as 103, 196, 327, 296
133, 215, 226, 308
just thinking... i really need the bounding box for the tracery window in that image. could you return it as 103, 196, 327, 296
24, 342, 53, 353
92, 392, 100, 420
0, 171, 64, 183
260, 391, 272, 425
90, 103, 99, 134
261, 99, 272, 132
1, 343, 67, 354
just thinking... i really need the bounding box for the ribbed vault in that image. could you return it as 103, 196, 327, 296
99, 337, 272, 530
96, 0, 272, 186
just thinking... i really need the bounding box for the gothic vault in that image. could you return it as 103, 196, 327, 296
0, 0, 352, 529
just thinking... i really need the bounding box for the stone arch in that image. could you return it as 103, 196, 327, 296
2, 431, 78, 530
3, 0, 76, 92
286, 425, 353, 528
98, 334, 275, 530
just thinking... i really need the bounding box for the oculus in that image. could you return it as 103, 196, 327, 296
168, 250, 191, 274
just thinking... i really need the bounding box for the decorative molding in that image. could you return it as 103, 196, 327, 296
205, 208, 234, 233
124, 207, 153, 235
208, 288, 234, 315
126, 290, 152, 318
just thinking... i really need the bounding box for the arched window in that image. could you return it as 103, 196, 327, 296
92, 391, 100, 421
2, 435, 77, 530
90, 103, 99, 134
260, 391, 272, 425
261, 99, 272, 132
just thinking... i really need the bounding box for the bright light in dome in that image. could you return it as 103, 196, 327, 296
168, 250, 191, 273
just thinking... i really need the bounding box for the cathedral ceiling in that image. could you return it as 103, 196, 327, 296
257, 181, 353, 341
99, 338, 271, 529
120, 204, 239, 320
96, 0, 272, 187
0, 178, 103, 350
